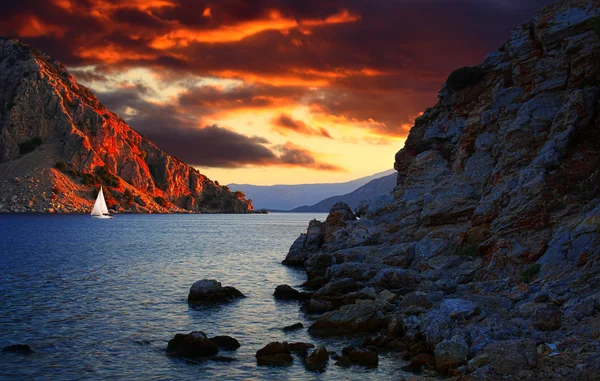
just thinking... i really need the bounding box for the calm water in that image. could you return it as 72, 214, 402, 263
0, 214, 407, 380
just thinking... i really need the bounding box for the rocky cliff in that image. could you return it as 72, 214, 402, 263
0, 39, 252, 213
284, 1, 600, 379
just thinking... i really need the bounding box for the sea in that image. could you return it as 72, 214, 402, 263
0, 213, 408, 380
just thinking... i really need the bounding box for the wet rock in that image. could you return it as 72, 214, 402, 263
335, 355, 351, 367
535, 305, 562, 331
209, 335, 240, 350
434, 337, 468, 375
313, 278, 363, 298
305, 345, 329, 372
2, 344, 33, 354
274, 284, 310, 301
282, 323, 304, 332
290, 342, 315, 357
302, 299, 334, 314
187, 279, 245, 306
256, 342, 293, 366
167, 331, 219, 358
347, 348, 379, 367
402, 353, 434, 373
309, 303, 385, 336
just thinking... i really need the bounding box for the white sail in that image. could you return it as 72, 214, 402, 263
91, 186, 110, 217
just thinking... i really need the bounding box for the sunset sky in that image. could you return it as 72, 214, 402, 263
1, 0, 554, 185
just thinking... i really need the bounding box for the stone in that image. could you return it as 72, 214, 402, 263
289, 342, 315, 357
255, 342, 293, 366
305, 345, 329, 372
348, 349, 379, 367
282, 323, 304, 332
1, 344, 33, 354
401, 353, 434, 373
434, 337, 468, 375
439, 298, 480, 320
167, 332, 219, 358
302, 299, 334, 314
535, 305, 562, 331
273, 284, 310, 300
187, 279, 245, 306
335, 356, 351, 367
208, 335, 240, 350
309, 303, 385, 336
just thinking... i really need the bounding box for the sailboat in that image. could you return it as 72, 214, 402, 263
91, 186, 113, 219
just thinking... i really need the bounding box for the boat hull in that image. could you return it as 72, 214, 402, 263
91, 215, 113, 219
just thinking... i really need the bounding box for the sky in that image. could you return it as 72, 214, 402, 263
0, 0, 555, 185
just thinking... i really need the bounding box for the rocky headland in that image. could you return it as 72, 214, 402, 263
0, 38, 252, 214
283, 1, 600, 379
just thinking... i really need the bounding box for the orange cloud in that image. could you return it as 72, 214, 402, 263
18, 15, 66, 38
272, 114, 332, 139
150, 8, 359, 48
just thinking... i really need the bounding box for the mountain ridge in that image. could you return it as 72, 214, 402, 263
0, 38, 252, 213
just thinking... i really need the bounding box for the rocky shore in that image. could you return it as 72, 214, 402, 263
279, 1, 600, 379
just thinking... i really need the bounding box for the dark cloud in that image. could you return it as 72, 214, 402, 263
94, 86, 342, 170
272, 114, 332, 138
276, 142, 344, 171
1, 0, 558, 143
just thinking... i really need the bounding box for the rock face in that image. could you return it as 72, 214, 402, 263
0, 38, 252, 214
187, 279, 245, 306
284, 1, 600, 379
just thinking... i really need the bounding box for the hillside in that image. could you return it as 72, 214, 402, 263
290, 172, 396, 212
228, 169, 395, 210
0, 38, 252, 214
284, 1, 600, 379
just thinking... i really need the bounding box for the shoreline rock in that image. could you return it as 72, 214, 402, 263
187, 279, 245, 306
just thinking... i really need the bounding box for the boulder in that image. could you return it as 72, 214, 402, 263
255, 342, 293, 366
534, 305, 562, 331
274, 284, 310, 300
1, 344, 33, 354
302, 299, 335, 314
335, 355, 352, 367
401, 353, 434, 373
439, 298, 480, 320
347, 349, 379, 367
368, 268, 420, 290
290, 342, 315, 357
305, 345, 329, 372
309, 303, 385, 336
187, 279, 244, 306
434, 337, 468, 375
167, 331, 220, 358
313, 278, 363, 298
282, 323, 304, 332
209, 335, 240, 350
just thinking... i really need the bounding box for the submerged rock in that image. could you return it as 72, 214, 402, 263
305, 345, 329, 372
187, 279, 244, 306
208, 335, 241, 350
255, 342, 293, 366
167, 331, 219, 358
273, 284, 310, 300
1, 344, 33, 354
282, 323, 304, 332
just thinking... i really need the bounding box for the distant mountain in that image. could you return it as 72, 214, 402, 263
290, 173, 396, 212
228, 169, 395, 210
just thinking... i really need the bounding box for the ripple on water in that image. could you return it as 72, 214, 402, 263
0, 213, 409, 380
